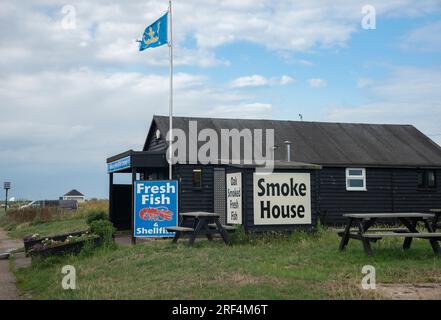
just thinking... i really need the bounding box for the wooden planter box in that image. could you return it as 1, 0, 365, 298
29, 235, 104, 260
23, 230, 88, 256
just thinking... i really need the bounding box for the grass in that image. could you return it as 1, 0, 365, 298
12, 226, 441, 300
0, 200, 107, 239
7, 218, 88, 239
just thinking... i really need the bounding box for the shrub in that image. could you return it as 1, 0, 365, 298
77, 200, 108, 218
86, 210, 108, 225
229, 225, 251, 245
89, 220, 116, 245
80, 239, 97, 256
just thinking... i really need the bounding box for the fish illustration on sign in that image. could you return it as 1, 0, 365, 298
139, 206, 173, 221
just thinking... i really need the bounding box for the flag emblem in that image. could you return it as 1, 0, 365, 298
139, 12, 168, 51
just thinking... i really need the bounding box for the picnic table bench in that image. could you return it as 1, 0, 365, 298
430, 209, 441, 230
166, 212, 231, 246
338, 213, 441, 256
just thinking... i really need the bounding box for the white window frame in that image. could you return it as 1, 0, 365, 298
346, 168, 367, 191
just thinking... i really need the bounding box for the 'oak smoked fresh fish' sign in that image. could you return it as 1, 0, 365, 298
134, 180, 178, 237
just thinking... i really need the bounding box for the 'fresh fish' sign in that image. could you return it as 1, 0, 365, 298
134, 180, 178, 237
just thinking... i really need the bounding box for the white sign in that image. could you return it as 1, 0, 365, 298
226, 172, 242, 224
253, 173, 311, 225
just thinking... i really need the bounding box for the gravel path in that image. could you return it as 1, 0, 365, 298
0, 228, 25, 300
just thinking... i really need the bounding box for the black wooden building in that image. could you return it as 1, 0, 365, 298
107, 115, 441, 231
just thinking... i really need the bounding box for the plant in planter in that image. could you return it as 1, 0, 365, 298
23, 230, 89, 255
23, 234, 40, 242
29, 232, 101, 260
41, 238, 61, 247
25, 219, 116, 260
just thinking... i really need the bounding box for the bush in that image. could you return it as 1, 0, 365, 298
77, 200, 108, 218
229, 225, 251, 245
89, 220, 116, 245
86, 210, 108, 225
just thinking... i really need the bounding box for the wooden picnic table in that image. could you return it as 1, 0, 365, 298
165, 212, 230, 246
338, 212, 441, 256
430, 209, 441, 230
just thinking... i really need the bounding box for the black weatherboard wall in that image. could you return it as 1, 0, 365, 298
110, 184, 132, 230
317, 168, 441, 225
174, 165, 215, 213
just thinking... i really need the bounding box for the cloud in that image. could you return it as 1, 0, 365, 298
326, 66, 441, 145
401, 20, 441, 52
356, 77, 373, 88
299, 59, 315, 66
308, 78, 327, 88
229, 74, 294, 88
208, 103, 273, 119
181, 0, 441, 51
229, 75, 270, 88
280, 75, 295, 85
1, 0, 440, 72
1, 0, 441, 199
0, 66, 276, 198
0, 68, 273, 168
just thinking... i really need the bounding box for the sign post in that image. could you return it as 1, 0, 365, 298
4, 182, 11, 213
133, 180, 178, 237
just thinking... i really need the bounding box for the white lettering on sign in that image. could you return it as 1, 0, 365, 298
226, 172, 242, 224
136, 182, 176, 205
253, 173, 312, 225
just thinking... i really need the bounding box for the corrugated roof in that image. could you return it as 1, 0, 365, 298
145, 115, 441, 168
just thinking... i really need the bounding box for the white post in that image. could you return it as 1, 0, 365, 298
168, 0, 173, 180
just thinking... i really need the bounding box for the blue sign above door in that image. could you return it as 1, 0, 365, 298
107, 156, 131, 173
134, 180, 178, 237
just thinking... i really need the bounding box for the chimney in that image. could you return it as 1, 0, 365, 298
284, 140, 291, 162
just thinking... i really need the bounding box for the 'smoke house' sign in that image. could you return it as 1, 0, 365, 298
253, 173, 312, 225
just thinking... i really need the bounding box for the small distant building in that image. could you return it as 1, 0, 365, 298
62, 189, 85, 203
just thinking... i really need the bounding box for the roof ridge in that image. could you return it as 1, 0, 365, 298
152, 114, 412, 127
147, 115, 441, 167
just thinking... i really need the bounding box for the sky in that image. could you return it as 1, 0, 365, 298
1, 0, 441, 200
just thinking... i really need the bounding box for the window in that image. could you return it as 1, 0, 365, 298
418, 170, 436, 189
192, 169, 202, 188
346, 168, 367, 191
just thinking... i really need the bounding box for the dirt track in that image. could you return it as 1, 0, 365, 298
377, 283, 441, 300
0, 228, 24, 300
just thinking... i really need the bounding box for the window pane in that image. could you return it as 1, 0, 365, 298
349, 179, 364, 188
428, 171, 436, 188
417, 172, 424, 187
192, 169, 202, 188
348, 169, 363, 176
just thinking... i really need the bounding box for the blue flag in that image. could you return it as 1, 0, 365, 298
139, 12, 168, 51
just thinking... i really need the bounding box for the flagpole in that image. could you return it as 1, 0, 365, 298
168, 0, 173, 180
